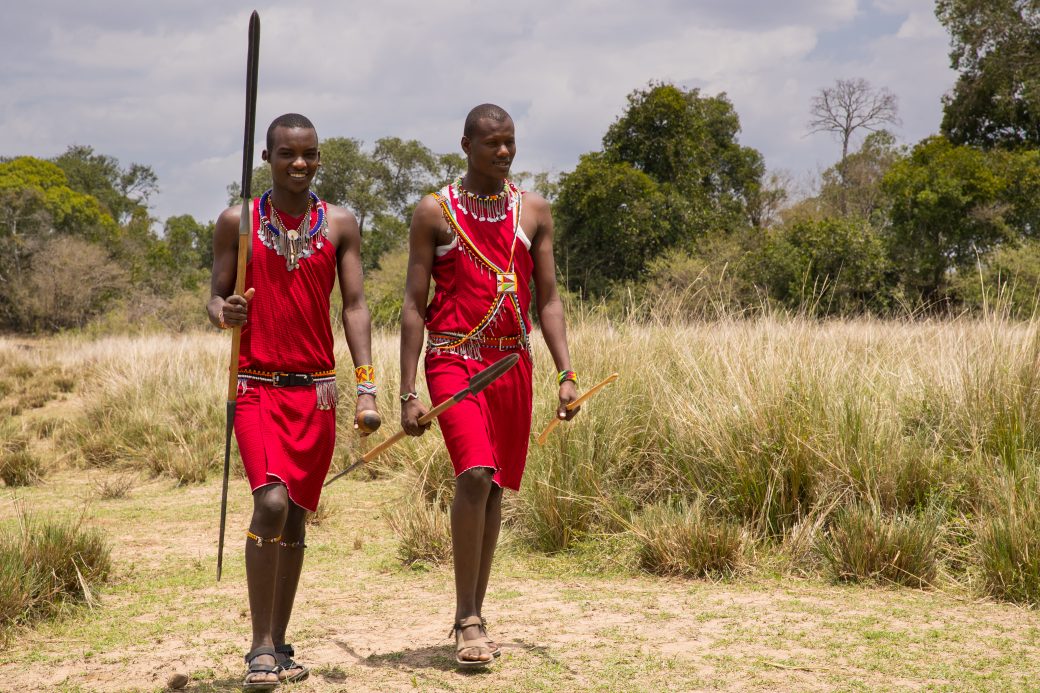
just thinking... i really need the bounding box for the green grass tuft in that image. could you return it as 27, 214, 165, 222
385, 494, 453, 565
0, 513, 111, 636
819, 505, 940, 588
634, 499, 743, 578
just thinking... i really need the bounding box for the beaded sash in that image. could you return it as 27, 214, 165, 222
428, 181, 530, 361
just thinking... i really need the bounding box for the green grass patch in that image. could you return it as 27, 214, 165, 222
0, 513, 111, 636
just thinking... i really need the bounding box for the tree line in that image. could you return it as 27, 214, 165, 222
1, 0, 1038, 333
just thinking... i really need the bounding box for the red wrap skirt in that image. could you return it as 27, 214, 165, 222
234, 382, 335, 512
425, 348, 533, 490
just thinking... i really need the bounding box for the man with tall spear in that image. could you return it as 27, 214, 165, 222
400, 103, 579, 667
208, 111, 379, 687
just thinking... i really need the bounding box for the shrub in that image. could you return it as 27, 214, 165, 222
0, 513, 111, 634
819, 505, 940, 588
634, 499, 743, 578
93, 473, 135, 500
0, 450, 43, 487
0, 433, 42, 487
976, 473, 1040, 604
385, 495, 453, 565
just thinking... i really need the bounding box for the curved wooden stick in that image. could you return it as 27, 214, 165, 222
536, 373, 619, 446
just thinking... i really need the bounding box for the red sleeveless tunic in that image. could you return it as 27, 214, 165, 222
424, 181, 534, 490
233, 195, 337, 511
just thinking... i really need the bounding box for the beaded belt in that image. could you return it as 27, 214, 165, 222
427, 331, 526, 361
237, 368, 337, 409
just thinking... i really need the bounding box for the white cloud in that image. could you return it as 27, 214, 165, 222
0, 1, 957, 223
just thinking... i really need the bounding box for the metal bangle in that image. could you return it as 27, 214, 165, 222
400, 391, 419, 402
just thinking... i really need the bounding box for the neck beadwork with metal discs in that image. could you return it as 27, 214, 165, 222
258, 189, 328, 271
453, 177, 515, 222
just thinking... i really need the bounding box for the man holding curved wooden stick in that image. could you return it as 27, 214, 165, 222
209, 113, 379, 688
400, 103, 579, 668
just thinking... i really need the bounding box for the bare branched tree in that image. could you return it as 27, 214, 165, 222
809, 78, 900, 213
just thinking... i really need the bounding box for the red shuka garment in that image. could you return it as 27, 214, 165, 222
233, 195, 337, 512
424, 181, 534, 491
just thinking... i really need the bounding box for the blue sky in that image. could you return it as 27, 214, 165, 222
2, 0, 955, 225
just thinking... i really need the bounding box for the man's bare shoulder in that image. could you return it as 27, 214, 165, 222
412, 193, 445, 221
325, 203, 359, 234
411, 193, 449, 229
520, 190, 550, 214
214, 205, 242, 238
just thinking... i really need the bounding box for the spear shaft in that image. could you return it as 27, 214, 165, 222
217, 10, 260, 582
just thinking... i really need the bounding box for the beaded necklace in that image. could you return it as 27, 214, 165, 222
257, 189, 329, 271
452, 177, 515, 222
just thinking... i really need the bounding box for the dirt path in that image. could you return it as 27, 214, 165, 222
2, 470, 1038, 692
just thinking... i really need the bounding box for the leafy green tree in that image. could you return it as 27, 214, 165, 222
0, 157, 118, 242
554, 153, 671, 296
817, 130, 906, 221
372, 137, 437, 215
602, 82, 765, 233
312, 137, 385, 236
951, 237, 1040, 316
227, 164, 272, 203
435, 153, 467, 189
53, 145, 158, 223
556, 82, 765, 296
882, 136, 1011, 300
936, 0, 1040, 148
756, 216, 891, 313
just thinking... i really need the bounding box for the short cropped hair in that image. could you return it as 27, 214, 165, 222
266, 113, 317, 151
463, 104, 512, 138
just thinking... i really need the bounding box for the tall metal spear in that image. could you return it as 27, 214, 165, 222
217, 10, 260, 582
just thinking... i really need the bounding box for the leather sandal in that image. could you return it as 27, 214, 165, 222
243, 646, 280, 690
451, 615, 493, 668
480, 616, 501, 658
274, 644, 309, 683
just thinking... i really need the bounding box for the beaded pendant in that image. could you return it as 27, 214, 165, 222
257, 189, 329, 271
452, 178, 515, 222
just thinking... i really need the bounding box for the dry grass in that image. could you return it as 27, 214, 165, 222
819, 505, 941, 587
0, 510, 111, 635
7, 311, 1040, 602
92, 473, 136, 500
633, 498, 744, 578
384, 493, 453, 565
0, 425, 43, 487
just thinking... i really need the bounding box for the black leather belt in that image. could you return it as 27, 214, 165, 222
271, 372, 314, 387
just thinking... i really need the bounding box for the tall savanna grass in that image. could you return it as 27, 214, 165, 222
508, 312, 1040, 601
18, 311, 1040, 603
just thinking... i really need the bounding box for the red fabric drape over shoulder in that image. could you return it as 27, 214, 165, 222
424, 183, 534, 490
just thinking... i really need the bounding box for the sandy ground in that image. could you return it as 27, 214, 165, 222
2, 467, 1039, 693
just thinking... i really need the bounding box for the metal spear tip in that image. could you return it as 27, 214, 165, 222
467, 353, 520, 396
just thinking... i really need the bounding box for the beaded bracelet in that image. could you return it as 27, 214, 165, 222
557, 370, 578, 387
355, 365, 376, 396
400, 391, 419, 402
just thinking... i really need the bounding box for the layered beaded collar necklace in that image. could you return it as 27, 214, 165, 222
257, 189, 328, 271
452, 177, 515, 223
